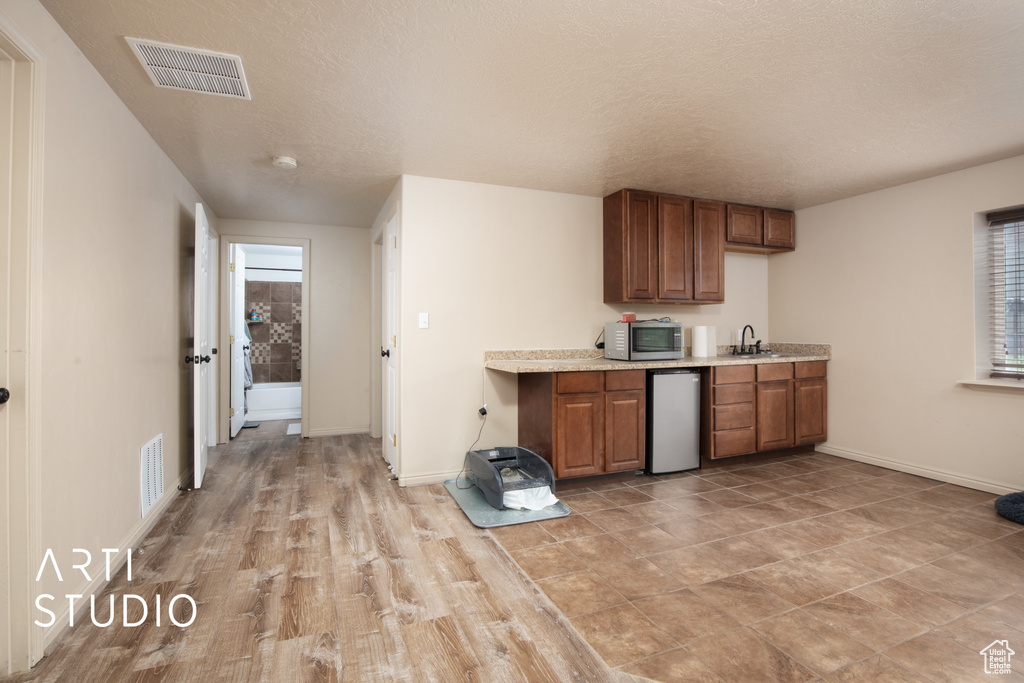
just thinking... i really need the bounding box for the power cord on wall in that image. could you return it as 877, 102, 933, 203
456, 371, 489, 489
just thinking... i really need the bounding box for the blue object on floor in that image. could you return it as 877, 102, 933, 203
443, 479, 571, 528
995, 491, 1024, 525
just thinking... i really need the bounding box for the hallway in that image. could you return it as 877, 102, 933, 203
7, 433, 621, 682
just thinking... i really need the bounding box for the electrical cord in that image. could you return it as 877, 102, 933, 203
457, 371, 489, 489
456, 410, 487, 489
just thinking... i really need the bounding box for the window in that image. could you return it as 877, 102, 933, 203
983, 209, 1024, 379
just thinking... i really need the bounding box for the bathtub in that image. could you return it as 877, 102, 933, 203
246, 382, 301, 421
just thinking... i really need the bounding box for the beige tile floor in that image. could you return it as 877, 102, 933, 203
489, 453, 1024, 682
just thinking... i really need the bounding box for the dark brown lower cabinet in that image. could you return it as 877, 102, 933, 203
702, 365, 757, 460
703, 361, 827, 461
554, 393, 602, 478
756, 363, 794, 452
519, 370, 646, 480
604, 387, 645, 472
795, 361, 828, 445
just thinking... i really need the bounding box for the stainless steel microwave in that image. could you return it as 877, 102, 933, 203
604, 321, 684, 361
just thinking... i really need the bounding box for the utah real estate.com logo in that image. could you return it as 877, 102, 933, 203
33, 548, 196, 629
980, 640, 1015, 676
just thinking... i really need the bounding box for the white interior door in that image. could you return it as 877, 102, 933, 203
383, 210, 398, 467
0, 47, 12, 675
193, 204, 211, 488
229, 244, 246, 437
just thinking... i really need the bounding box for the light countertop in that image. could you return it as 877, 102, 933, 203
484, 343, 830, 373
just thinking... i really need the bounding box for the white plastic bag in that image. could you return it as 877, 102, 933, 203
502, 486, 559, 511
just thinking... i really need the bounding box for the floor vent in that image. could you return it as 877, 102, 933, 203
125, 37, 251, 100
140, 434, 165, 518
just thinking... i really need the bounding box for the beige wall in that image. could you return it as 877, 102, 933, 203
396, 175, 771, 485
219, 219, 372, 436
4, 0, 208, 645
770, 154, 1024, 493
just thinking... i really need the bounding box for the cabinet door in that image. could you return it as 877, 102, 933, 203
726, 204, 763, 246
604, 389, 645, 472
712, 429, 757, 459
555, 393, 603, 478
693, 199, 726, 302
764, 209, 795, 250
795, 378, 827, 445
657, 194, 694, 301
625, 191, 658, 300
756, 380, 794, 451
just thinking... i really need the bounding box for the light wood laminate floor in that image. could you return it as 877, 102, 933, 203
5, 432, 634, 683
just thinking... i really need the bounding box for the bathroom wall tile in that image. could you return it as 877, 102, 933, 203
290, 282, 301, 302
270, 363, 292, 383
251, 364, 269, 384
271, 343, 291, 363
249, 321, 269, 343
270, 323, 291, 344
250, 343, 270, 364
246, 281, 270, 303
271, 302, 292, 324
271, 281, 293, 303
293, 303, 302, 323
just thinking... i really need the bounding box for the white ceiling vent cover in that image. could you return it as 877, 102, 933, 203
126, 37, 251, 100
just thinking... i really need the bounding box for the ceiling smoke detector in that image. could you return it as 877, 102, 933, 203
272, 156, 298, 169
126, 37, 251, 100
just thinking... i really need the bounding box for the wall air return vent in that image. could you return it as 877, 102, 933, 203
140, 434, 165, 518
126, 37, 251, 100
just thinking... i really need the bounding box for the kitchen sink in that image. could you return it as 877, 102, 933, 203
729, 352, 803, 358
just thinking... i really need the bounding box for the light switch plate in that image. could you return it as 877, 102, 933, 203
418, 312, 429, 329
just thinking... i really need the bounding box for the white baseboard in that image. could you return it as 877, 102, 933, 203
40, 467, 192, 652
398, 469, 464, 487
244, 408, 301, 421
816, 444, 1018, 495
305, 426, 370, 438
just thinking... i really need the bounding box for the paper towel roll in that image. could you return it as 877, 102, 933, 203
693, 326, 708, 357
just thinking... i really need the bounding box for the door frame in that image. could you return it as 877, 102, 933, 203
228, 243, 247, 438
216, 235, 310, 443
369, 237, 382, 438
0, 17, 45, 674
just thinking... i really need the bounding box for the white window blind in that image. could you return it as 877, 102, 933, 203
986, 210, 1024, 380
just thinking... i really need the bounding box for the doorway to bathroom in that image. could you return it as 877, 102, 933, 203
219, 236, 310, 441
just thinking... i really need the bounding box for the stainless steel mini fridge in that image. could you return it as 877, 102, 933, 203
647, 369, 701, 473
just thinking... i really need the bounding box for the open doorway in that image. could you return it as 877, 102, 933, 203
218, 236, 310, 442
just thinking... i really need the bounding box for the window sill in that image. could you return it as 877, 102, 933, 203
958, 379, 1024, 393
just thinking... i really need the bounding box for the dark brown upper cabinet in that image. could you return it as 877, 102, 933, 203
725, 205, 795, 253
604, 190, 724, 304
764, 209, 796, 250
725, 204, 763, 246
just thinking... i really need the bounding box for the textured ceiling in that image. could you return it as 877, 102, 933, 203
39, 0, 1024, 228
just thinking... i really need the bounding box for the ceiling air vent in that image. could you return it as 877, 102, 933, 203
126, 37, 250, 100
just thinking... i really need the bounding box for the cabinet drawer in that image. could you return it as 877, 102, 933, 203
605, 369, 646, 392
713, 383, 755, 405
714, 403, 754, 431
713, 365, 755, 385
795, 361, 826, 379
712, 428, 757, 458
756, 363, 794, 382
556, 372, 602, 394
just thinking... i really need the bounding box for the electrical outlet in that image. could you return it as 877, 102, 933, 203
418, 312, 429, 329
